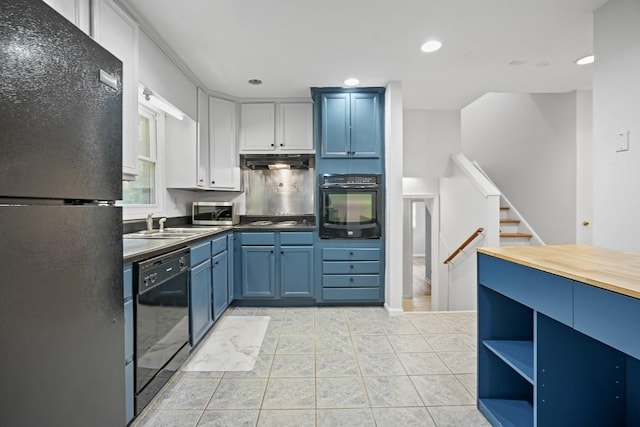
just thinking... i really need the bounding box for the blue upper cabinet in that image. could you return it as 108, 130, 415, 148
316, 88, 384, 159
350, 92, 380, 158
321, 93, 350, 157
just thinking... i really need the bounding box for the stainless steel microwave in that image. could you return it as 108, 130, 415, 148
192, 202, 238, 225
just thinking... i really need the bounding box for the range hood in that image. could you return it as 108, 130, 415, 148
241, 154, 313, 170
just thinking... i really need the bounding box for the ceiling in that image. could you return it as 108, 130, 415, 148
121, 0, 609, 110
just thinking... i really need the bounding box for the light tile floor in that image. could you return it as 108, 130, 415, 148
133, 307, 489, 427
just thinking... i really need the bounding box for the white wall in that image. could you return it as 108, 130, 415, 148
412, 201, 426, 255
461, 92, 578, 244
138, 32, 197, 120
384, 81, 404, 314
593, 0, 640, 252
403, 110, 461, 178
576, 90, 593, 245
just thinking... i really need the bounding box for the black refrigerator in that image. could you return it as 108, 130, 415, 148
0, 1, 125, 425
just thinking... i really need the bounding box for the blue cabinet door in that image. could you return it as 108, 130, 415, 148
350, 92, 381, 158
280, 246, 314, 297
212, 251, 229, 320
241, 246, 276, 298
227, 233, 235, 302
123, 264, 133, 425
190, 259, 212, 346
321, 93, 350, 158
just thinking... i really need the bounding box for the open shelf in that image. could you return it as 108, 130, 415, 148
479, 398, 533, 427
483, 340, 534, 384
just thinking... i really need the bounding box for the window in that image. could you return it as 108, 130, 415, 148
122, 105, 164, 218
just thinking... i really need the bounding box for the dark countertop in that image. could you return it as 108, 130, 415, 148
123, 222, 317, 262
123, 226, 233, 263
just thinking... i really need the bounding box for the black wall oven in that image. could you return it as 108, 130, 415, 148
320, 174, 382, 239
134, 247, 190, 415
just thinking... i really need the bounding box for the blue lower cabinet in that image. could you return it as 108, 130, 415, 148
241, 246, 276, 298
237, 231, 315, 302
320, 242, 383, 303
227, 234, 235, 302
280, 246, 314, 297
212, 251, 229, 320
123, 264, 134, 424
190, 258, 212, 346
477, 252, 640, 427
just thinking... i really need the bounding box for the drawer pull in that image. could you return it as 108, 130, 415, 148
350, 278, 354, 282
350, 265, 354, 269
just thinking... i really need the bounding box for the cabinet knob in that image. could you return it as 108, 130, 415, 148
270, 143, 274, 147
270, 250, 274, 254
350, 278, 354, 282
280, 144, 284, 147
350, 265, 354, 269
349, 252, 354, 256
280, 251, 284, 255
199, 179, 204, 182
211, 181, 215, 184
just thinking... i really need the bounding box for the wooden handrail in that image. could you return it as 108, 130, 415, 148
443, 227, 485, 265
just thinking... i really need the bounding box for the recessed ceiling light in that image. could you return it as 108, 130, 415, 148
248, 79, 263, 85
420, 40, 442, 53
575, 55, 594, 65
344, 78, 359, 86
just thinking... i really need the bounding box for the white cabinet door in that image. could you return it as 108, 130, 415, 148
91, 0, 139, 180
278, 103, 313, 152
196, 88, 210, 188
240, 103, 275, 152
42, 0, 91, 34
209, 97, 241, 190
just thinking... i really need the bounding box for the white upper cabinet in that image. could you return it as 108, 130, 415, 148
239, 102, 313, 153
278, 103, 314, 152
42, 0, 91, 34
166, 90, 240, 191
209, 97, 241, 190
239, 103, 276, 152
91, 0, 139, 180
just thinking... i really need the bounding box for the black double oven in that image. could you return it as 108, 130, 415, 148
319, 174, 382, 239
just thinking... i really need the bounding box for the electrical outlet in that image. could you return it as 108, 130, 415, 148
616, 130, 630, 152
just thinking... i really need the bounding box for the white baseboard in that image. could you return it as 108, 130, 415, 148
384, 303, 405, 316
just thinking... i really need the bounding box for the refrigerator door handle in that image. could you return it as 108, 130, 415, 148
99, 69, 119, 90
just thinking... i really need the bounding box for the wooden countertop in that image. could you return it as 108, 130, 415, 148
478, 245, 640, 299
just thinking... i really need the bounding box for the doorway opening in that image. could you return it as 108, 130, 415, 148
403, 200, 432, 311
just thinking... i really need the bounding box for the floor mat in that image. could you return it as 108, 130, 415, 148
180, 316, 269, 372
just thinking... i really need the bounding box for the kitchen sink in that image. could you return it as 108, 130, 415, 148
123, 227, 222, 239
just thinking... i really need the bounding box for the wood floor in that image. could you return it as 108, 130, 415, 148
403, 256, 432, 312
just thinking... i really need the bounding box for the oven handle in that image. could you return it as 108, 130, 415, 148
321, 184, 379, 189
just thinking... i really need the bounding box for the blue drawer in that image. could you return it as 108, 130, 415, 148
323, 261, 380, 274
280, 232, 314, 245
478, 254, 574, 327
211, 234, 228, 256
574, 284, 640, 360
322, 248, 381, 261
323, 287, 380, 301
323, 274, 380, 287
241, 232, 276, 245
190, 239, 211, 266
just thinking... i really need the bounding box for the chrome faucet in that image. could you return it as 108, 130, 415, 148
146, 213, 154, 232
159, 217, 167, 232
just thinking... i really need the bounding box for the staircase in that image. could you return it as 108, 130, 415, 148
499, 200, 542, 246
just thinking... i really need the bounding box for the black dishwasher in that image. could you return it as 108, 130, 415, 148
134, 247, 190, 415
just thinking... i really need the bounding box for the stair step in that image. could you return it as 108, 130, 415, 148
500, 232, 532, 238
500, 219, 520, 224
